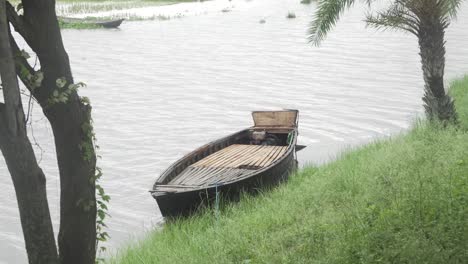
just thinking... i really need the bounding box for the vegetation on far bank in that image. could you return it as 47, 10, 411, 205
55, 0, 196, 16
58, 18, 102, 29
3, 0, 196, 20
111, 76, 468, 263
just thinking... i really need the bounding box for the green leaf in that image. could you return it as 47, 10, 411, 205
20, 49, 30, 59
56, 77, 67, 88
33, 71, 44, 88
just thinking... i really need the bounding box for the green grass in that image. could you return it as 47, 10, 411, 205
58, 19, 102, 29
450, 76, 468, 130
111, 76, 468, 264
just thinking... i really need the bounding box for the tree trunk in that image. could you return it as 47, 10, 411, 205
0, 1, 59, 263
8, 1, 98, 263
418, 15, 457, 123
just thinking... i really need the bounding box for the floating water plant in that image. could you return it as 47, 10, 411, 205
286, 12, 296, 19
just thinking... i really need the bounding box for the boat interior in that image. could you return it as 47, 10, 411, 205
154, 110, 298, 192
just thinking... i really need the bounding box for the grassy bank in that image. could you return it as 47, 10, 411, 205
111, 76, 468, 264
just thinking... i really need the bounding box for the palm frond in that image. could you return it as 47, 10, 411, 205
438, 0, 465, 19
308, 0, 357, 46
365, 1, 419, 36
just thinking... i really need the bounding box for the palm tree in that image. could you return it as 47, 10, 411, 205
309, 0, 465, 123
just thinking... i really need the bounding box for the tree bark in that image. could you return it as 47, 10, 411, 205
0, 1, 59, 263
7, 1, 98, 263
417, 13, 457, 123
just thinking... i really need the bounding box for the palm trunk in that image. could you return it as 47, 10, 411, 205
0, 2, 59, 263
418, 17, 457, 123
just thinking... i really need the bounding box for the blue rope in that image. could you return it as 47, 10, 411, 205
214, 184, 220, 221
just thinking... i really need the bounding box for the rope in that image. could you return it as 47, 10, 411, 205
214, 183, 220, 222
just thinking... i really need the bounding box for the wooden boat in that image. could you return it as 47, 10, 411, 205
151, 110, 301, 218
96, 19, 125, 28
59, 17, 124, 28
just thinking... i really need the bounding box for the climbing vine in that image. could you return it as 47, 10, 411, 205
48, 76, 111, 263
79, 95, 110, 264
15, 49, 43, 93
48, 77, 86, 105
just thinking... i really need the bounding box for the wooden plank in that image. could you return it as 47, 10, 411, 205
204, 145, 253, 167
251, 146, 275, 167
247, 146, 276, 166
204, 168, 247, 185
225, 145, 264, 168
195, 167, 226, 185
179, 166, 207, 185
199, 145, 246, 166
171, 166, 216, 185
237, 148, 265, 167
268, 147, 287, 165
155, 184, 201, 189
193, 145, 238, 166
266, 146, 286, 166
169, 144, 290, 188
183, 166, 218, 185
217, 168, 249, 183
249, 146, 278, 167
208, 145, 261, 168
199, 169, 225, 185
193, 144, 239, 167
257, 146, 283, 167
252, 110, 298, 128
192, 144, 289, 170
194, 144, 249, 167
169, 167, 196, 185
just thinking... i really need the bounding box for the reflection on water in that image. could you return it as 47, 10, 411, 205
1, 0, 467, 262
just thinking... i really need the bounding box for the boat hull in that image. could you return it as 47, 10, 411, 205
96, 19, 124, 28
153, 146, 296, 218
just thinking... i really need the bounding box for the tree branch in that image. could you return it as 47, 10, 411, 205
8, 27, 37, 95
5, 1, 34, 48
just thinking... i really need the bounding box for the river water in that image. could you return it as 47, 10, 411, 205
1, 0, 467, 262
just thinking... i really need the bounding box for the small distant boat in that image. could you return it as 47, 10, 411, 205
96, 19, 125, 28
151, 110, 302, 218
59, 17, 124, 28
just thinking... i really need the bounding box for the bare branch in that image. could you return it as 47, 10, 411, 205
0, 0, 26, 135
5, 1, 34, 48
8, 27, 37, 95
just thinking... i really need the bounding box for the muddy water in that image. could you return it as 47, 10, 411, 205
1, 0, 467, 262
